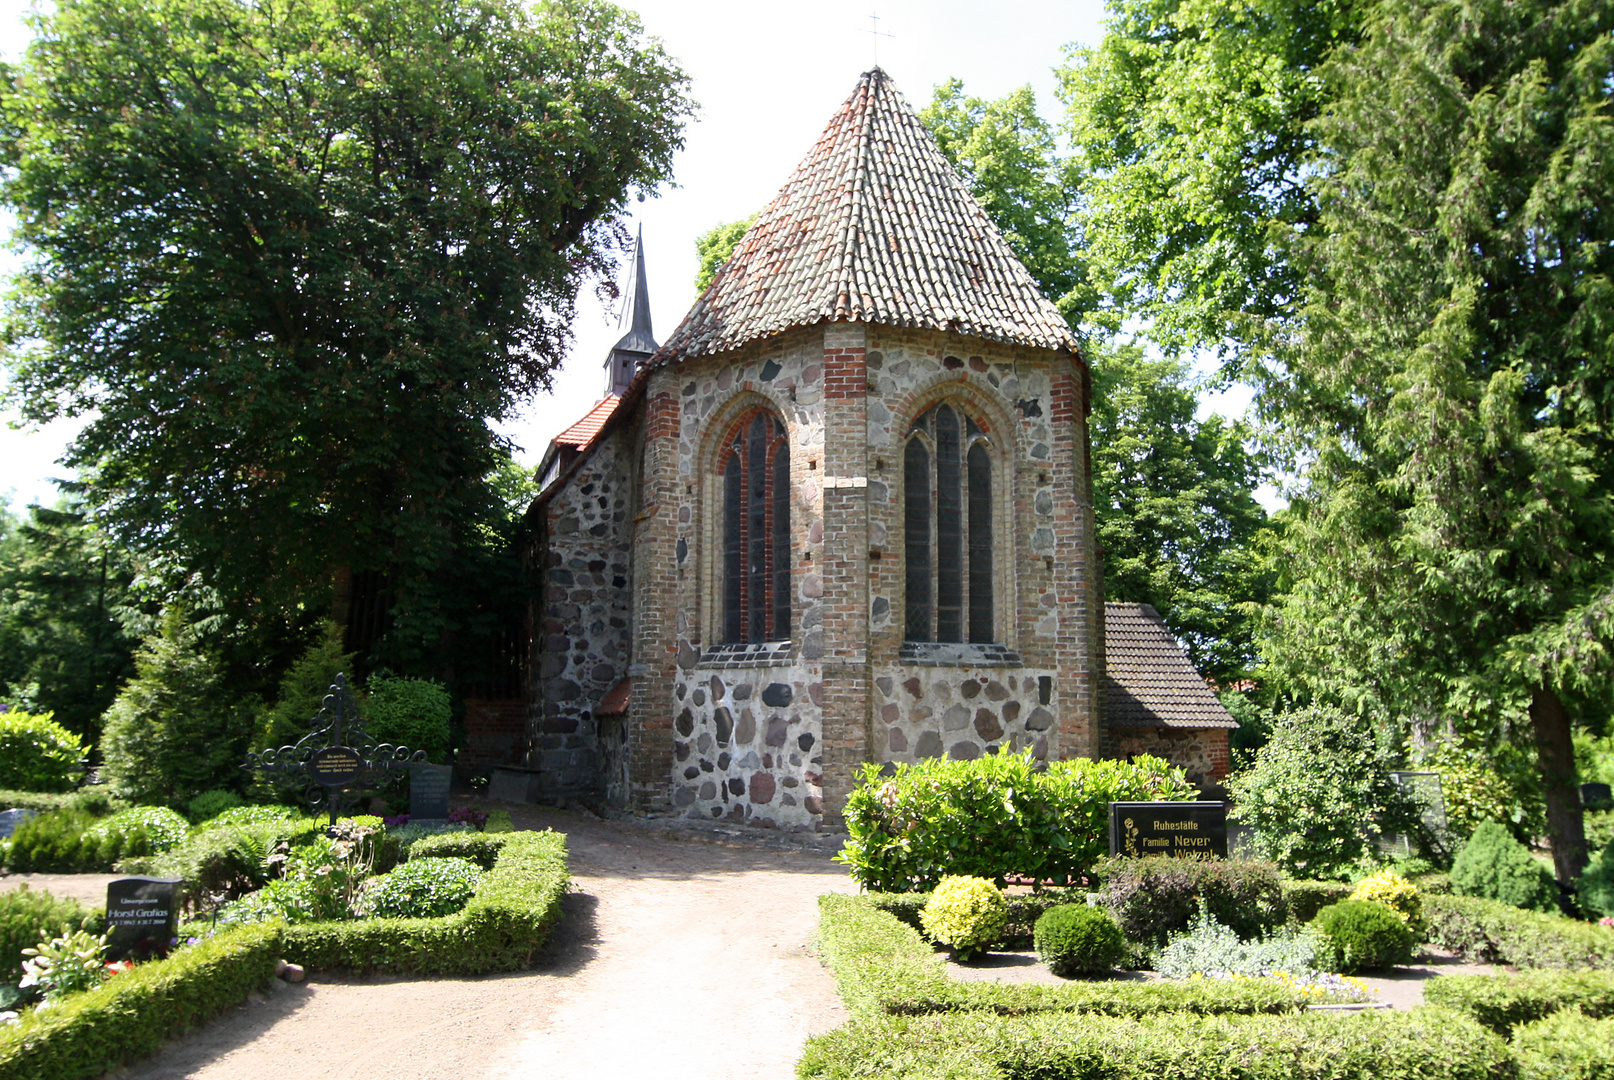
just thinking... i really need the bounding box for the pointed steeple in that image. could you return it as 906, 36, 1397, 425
654, 68, 1079, 365
605, 226, 657, 395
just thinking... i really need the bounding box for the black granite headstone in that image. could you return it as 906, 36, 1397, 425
1584, 783, 1614, 811
105, 877, 182, 962
1109, 802, 1228, 859
409, 763, 452, 821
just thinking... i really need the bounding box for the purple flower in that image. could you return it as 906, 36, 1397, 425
383, 814, 411, 828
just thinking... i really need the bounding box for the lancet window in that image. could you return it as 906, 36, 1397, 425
904, 402, 994, 644
719, 410, 791, 643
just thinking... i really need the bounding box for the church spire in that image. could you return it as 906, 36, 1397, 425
605, 226, 657, 396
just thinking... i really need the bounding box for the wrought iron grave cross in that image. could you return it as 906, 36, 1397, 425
242, 672, 424, 826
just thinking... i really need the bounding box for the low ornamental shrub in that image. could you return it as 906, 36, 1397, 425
920, 876, 1007, 961
1424, 892, 1614, 969
0, 922, 281, 1080
0, 713, 85, 794
796, 1007, 1509, 1080
1312, 899, 1416, 973
279, 830, 567, 975
1511, 1008, 1614, 1080
1424, 969, 1614, 1034
0, 887, 97, 986
1094, 857, 1287, 949
0, 789, 113, 817
185, 789, 242, 824
123, 824, 278, 908
1349, 869, 1423, 930
4, 808, 99, 872
1451, 822, 1559, 913
839, 749, 1196, 891
1034, 904, 1126, 977
198, 804, 298, 830
1153, 904, 1322, 980
19, 926, 111, 1006
1282, 880, 1353, 924
407, 830, 509, 869
83, 806, 189, 861
213, 879, 319, 926
870, 889, 1091, 949
364, 675, 452, 763
1578, 843, 1614, 920
351, 856, 483, 919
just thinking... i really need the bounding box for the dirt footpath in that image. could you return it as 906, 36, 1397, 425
97, 805, 855, 1080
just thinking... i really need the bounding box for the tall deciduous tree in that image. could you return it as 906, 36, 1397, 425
1264, 0, 1614, 879
0, 0, 692, 671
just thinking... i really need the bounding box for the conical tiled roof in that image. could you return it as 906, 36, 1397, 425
653, 68, 1078, 364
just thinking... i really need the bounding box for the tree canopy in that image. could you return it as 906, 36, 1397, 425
0, 0, 692, 673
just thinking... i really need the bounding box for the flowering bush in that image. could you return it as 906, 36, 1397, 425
264, 816, 381, 919
449, 805, 488, 830
919, 875, 1007, 961
351, 856, 484, 919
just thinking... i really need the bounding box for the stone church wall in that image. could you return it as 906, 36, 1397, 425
530, 424, 636, 800
872, 664, 1058, 764
1110, 727, 1232, 789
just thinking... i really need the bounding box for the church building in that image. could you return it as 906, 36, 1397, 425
523, 69, 1236, 829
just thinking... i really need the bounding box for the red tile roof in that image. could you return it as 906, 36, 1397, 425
596, 677, 631, 718
1104, 603, 1239, 730
653, 68, 1079, 365
553, 396, 620, 449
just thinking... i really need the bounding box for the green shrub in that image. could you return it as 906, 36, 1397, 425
485, 809, 514, 833
1154, 904, 1323, 980
816, 893, 1327, 1022
1578, 843, 1614, 920
0, 923, 281, 1080
1424, 969, 1614, 1033
919, 876, 1007, 961
19, 926, 110, 1006
1512, 1009, 1614, 1080
185, 789, 241, 824
1451, 822, 1559, 913
0, 790, 113, 817
279, 830, 566, 975
250, 620, 355, 765
1349, 869, 1423, 929
1094, 857, 1287, 949
99, 608, 255, 808
0, 712, 85, 794
1034, 904, 1126, 977
213, 878, 319, 926
0, 887, 97, 986
869, 889, 1091, 949
1424, 892, 1614, 969
351, 856, 483, 919
122, 824, 277, 907
407, 830, 510, 869
1312, 899, 1416, 973
839, 749, 1196, 891
3, 808, 98, 872
797, 1007, 1509, 1080
199, 804, 298, 830
364, 675, 452, 763
1282, 880, 1353, 924
1228, 706, 1428, 879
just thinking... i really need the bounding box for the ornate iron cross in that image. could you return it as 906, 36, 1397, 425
242, 673, 425, 825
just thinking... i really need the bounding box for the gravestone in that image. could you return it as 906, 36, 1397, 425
105, 877, 183, 962
1584, 783, 1613, 811
0, 808, 36, 839
1109, 802, 1228, 859
488, 766, 541, 804
409, 763, 452, 821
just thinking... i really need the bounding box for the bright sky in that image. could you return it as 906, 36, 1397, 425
0, 0, 1260, 512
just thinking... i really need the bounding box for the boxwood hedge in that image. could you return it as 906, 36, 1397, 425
1424, 970, 1614, 1033
1511, 1010, 1614, 1080
1425, 893, 1614, 969
0, 922, 281, 1080
280, 829, 568, 974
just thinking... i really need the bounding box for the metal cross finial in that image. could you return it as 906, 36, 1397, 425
865, 12, 895, 67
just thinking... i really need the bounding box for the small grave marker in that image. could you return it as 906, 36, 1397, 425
105, 877, 182, 962
409, 763, 452, 821
1585, 783, 1613, 811
1109, 801, 1228, 859
0, 808, 36, 839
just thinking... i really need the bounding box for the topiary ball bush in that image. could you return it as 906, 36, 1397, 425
1034, 903, 1126, 977
0, 711, 86, 793
350, 856, 484, 919
1312, 899, 1417, 973
1451, 821, 1559, 913
919, 875, 1008, 961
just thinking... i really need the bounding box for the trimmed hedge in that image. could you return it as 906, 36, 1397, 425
816, 894, 1318, 1021
1283, 880, 1354, 923
1425, 970, 1614, 1033
1512, 1010, 1614, 1080
280, 829, 566, 974
1425, 893, 1614, 969
0, 922, 281, 1080
0, 790, 113, 816
797, 1008, 1510, 1080
867, 889, 1091, 948
406, 830, 510, 869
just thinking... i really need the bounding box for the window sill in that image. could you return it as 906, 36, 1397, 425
695, 641, 796, 669
898, 642, 1023, 667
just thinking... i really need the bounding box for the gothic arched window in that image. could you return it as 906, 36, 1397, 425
904, 403, 993, 644
719, 410, 791, 643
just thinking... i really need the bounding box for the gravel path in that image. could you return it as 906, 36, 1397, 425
6, 805, 855, 1080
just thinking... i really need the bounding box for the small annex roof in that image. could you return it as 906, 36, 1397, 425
652, 67, 1079, 365
553, 395, 620, 449
1103, 603, 1239, 730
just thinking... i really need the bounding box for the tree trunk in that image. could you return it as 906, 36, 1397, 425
1531, 685, 1587, 883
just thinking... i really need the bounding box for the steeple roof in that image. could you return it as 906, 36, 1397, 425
605, 226, 657, 396
654, 68, 1079, 364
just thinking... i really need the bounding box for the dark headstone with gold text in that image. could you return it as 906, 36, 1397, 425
1109, 802, 1228, 859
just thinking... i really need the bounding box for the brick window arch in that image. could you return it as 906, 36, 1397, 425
904, 402, 993, 644
718, 409, 791, 643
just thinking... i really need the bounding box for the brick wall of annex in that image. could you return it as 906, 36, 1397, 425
1111, 727, 1232, 789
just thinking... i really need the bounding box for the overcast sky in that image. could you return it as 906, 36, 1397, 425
0, 1, 1262, 513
